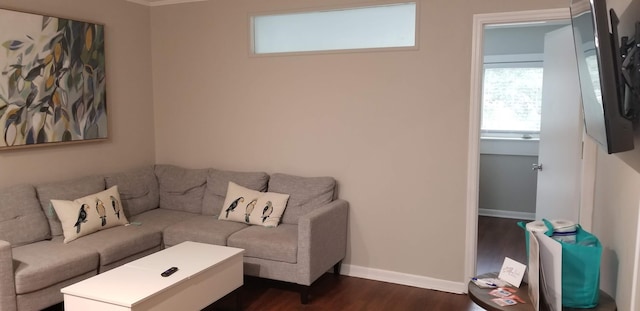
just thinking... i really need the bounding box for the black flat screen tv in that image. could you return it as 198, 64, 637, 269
570, 0, 635, 154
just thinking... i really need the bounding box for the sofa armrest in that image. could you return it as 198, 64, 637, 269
0, 240, 17, 311
297, 199, 349, 285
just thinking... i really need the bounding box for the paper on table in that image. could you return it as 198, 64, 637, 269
498, 257, 527, 288
534, 231, 562, 311
528, 231, 540, 311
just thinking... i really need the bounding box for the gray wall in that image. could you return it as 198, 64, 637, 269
479, 154, 538, 217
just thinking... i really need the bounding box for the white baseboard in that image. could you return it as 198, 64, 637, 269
340, 264, 467, 294
479, 208, 535, 220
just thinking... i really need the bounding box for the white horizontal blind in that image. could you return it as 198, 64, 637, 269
252, 2, 416, 54
481, 64, 544, 137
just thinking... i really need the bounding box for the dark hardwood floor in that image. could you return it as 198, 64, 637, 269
207, 275, 485, 311
476, 216, 528, 276
44, 216, 525, 311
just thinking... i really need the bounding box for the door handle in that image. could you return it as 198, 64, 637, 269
532, 163, 543, 171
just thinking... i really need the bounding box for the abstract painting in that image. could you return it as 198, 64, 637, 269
0, 9, 106, 149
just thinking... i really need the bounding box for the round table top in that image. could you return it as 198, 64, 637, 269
467, 273, 617, 311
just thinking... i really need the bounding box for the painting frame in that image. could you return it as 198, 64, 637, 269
0, 8, 107, 150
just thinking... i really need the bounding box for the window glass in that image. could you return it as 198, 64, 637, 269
252, 3, 416, 54
481, 64, 544, 138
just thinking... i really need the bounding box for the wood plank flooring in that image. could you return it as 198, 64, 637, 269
209, 275, 485, 311
476, 216, 528, 275
44, 216, 526, 311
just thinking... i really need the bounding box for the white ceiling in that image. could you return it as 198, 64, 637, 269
125, 0, 207, 7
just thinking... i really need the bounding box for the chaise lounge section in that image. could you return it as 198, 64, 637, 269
0, 164, 349, 311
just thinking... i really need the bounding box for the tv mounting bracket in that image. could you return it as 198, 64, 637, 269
619, 21, 640, 120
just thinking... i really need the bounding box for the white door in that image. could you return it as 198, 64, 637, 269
534, 26, 583, 223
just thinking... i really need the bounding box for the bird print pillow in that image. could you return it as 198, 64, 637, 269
50, 186, 129, 243
219, 182, 289, 227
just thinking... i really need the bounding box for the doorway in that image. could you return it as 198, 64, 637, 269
477, 20, 572, 275
464, 8, 597, 283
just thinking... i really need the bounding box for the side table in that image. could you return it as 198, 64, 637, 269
468, 273, 617, 311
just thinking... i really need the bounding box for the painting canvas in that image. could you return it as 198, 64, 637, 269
0, 9, 106, 149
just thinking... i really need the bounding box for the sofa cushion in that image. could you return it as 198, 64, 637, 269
163, 216, 248, 247
36, 175, 105, 237
155, 165, 208, 214
105, 166, 159, 217
0, 184, 50, 246
12, 240, 99, 294
268, 174, 335, 225
51, 186, 129, 243
202, 169, 269, 216
129, 208, 200, 233
219, 182, 289, 227
67, 225, 162, 269
227, 224, 298, 264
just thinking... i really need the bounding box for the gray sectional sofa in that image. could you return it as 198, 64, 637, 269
0, 165, 349, 311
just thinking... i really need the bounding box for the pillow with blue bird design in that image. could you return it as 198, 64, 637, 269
219, 182, 289, 227
50, 186, 129, 243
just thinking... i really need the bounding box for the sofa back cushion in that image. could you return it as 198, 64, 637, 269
202, 169, 269, 216
0, 184, 50, 246
268, 173, 336, 225
105, 166, 159, 217
36, 175, 106, 237
155, 165, 208, 214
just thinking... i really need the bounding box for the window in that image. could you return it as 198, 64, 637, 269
251, 3, 416, 55
481, 59, 544, 139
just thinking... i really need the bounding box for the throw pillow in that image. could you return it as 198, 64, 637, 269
50, 186, 129, 243
219, 182, 289, 227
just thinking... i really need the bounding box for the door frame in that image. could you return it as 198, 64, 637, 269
464, 8, 597, 285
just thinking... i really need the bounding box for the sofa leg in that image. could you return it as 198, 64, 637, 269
299, 285, 310, 304
333, 260, 342, 275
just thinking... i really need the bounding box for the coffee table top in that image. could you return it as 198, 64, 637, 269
61, 241, 243, 308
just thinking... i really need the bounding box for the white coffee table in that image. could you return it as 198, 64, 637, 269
61, 241, 244, 311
